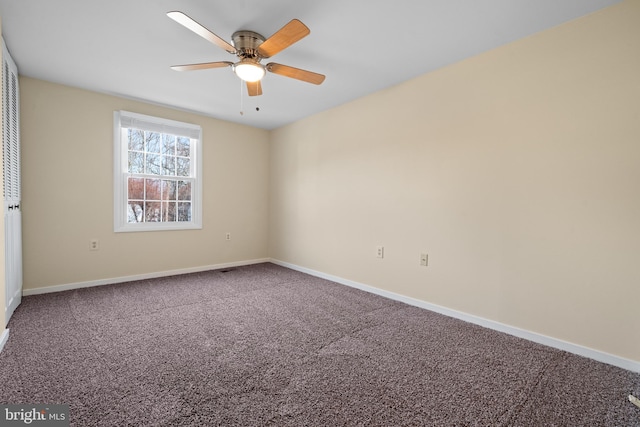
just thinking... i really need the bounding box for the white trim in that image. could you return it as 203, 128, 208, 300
0, 329, 9, 353
22, 258, 270, 296
270, 259, 640, 374
19, 257, 639, 373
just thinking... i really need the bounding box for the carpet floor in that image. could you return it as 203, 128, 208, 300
0, 263, 638, 426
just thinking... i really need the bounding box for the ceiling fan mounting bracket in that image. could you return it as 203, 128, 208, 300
232, 30, 266, 60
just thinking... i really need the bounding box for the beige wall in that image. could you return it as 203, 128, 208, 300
269, 0, 640, 362
21, 77, 269, 290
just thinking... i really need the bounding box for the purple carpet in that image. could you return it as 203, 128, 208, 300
0, 263, 638, 426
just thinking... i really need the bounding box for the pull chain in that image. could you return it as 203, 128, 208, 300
239, 80, 244, 116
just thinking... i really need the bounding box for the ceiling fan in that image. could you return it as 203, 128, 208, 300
167, 11, 326, 96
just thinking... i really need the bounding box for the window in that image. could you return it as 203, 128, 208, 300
114, 111, 202, 232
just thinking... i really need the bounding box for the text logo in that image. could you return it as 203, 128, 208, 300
1, 405, 69, 426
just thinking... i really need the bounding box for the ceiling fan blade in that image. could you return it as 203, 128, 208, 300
170, 61, 233, 71
167, 11, 236, 54
266, 63, 325, 85
257, 19, 310, 58
246, 80, 263, 97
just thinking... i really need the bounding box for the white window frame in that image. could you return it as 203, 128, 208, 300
113, 110, 203, 232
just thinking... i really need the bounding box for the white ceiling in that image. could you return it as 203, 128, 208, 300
0, 0, 621, 130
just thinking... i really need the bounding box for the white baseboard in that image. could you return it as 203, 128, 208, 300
270, 259, 640, 374
19, 257, 639, 373
22, 258, 270, 296
0, 328, 9, 353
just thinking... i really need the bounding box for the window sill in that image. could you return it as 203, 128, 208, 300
114, 222, 202, 233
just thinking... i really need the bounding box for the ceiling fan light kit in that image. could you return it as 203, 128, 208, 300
167, 11, 325, 96
233, 59, 265, 82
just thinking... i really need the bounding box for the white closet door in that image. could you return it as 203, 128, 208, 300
3, 38, 22, 326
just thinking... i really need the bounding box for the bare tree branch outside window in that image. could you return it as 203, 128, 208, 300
125, 128, 193, 224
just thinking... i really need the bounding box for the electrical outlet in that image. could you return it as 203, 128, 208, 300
225, 232, 231, 241
376, 246, 384, 259
90, 239, 99, 251
420, 253, 428, 266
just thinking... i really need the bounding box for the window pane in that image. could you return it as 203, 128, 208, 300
178, 202, 191, 222
176, 157, 190, 176
161, 155, 176, 176
128, 129, 144, 151
128, 152, 144, 173
177, 137, 190, 157
127, 202, 144, 223
146, 131, 161, 153
162, 180, 176, 200
162, 202, 176, 222
162, 134, 175, 155
146, 154, 161, 175
116, 111, 201, 232
178, 181, 191, 201
145, 201, 161, 222
128, 177, 144, 199
146, 178, 161, 200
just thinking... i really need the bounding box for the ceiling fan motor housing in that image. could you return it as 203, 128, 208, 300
232, 30, 266, 60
